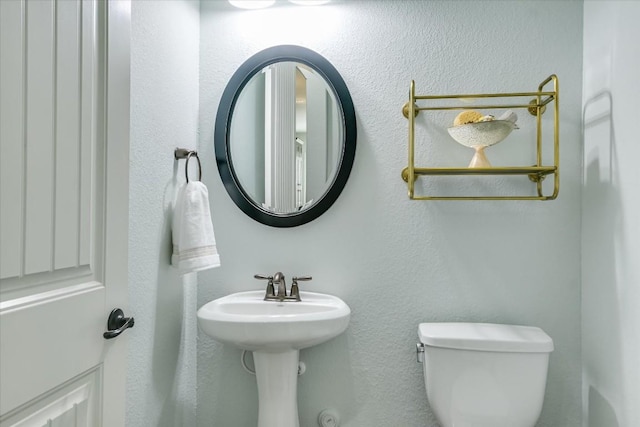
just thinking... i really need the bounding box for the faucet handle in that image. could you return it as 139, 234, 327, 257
255, 274, 275, 300
290, 276, 312, 301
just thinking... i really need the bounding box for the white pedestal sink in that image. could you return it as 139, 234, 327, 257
197, 290, 350, 427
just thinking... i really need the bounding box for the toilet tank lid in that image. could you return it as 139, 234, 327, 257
418, 323, 554, 353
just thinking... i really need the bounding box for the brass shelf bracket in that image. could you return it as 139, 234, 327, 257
403, 75, 559, 201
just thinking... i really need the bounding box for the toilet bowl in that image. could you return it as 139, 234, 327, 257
417, 322, 553, 427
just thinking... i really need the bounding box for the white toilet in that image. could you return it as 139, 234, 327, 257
416, 322, 553, 427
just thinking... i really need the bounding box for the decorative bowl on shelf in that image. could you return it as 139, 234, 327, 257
447, 120, 518, 168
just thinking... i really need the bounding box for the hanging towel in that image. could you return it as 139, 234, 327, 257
171, 181, 221, 273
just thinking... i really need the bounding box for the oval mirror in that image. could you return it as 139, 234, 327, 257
215, 45, 356, 227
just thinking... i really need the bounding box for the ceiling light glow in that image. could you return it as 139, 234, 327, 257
229, 0, 276, 9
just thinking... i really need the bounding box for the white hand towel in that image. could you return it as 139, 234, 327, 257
171, 182, 221, 273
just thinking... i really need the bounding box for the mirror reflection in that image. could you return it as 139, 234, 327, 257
229, 62, 342, 214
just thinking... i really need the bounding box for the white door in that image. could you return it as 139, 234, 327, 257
0, 1, 130, 426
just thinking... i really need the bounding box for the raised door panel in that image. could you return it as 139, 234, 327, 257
0, 370, 100, 427
0, 0, 97, 290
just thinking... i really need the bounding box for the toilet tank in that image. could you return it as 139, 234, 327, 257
418, 323, 554, 427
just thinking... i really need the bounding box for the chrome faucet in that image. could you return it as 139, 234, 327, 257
254, 272, 312, 301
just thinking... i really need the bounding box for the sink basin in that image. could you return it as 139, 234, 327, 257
197, 290, 350, 351
198, 289, 351, 427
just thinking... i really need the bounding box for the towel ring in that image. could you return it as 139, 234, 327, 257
174, 148, 202, 183
185, 151, 202, 183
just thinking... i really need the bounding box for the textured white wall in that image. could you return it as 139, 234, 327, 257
582, 2, 640, 427
198, 1, 583, 426
128, 1, 200, 426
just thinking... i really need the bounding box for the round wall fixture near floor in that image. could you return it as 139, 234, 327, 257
318, 409, 340, 427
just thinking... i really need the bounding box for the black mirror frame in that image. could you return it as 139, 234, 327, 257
215, 45, 357, 228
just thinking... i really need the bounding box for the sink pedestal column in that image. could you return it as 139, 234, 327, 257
253, 349, 300, 427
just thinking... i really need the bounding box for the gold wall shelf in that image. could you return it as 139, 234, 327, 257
402, 75, 559, 201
